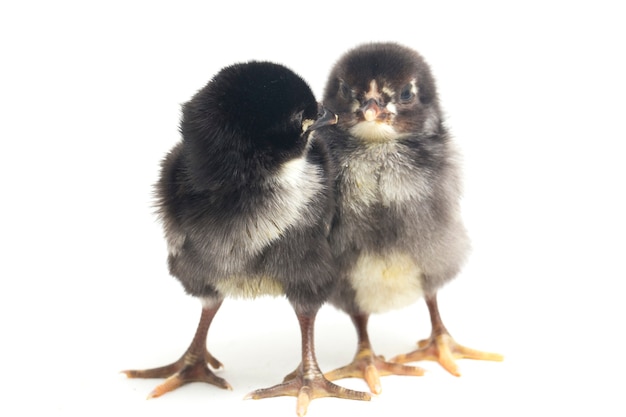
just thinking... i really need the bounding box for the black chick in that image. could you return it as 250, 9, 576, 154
317, 42, 503, 394
123, 61, 370, 415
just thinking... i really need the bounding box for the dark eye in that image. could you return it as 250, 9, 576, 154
399, 84, 414, 102
291, 110, 304, 127
340, 80, 352, 99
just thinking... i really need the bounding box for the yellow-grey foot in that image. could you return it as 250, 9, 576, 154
122, 349, 231, 398
246, 370, 370, 417
122, 303, 230, 397
325, 348, 425, 394
391, 333, 503, 376
394, 294, 504, 375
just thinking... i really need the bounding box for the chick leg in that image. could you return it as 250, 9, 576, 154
122, 301, 232, 397
324, 314, 424, 394
392, 294, 503, 376
246, 307, 370, 417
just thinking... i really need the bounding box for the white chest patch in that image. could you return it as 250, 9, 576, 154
339, 141, 430, 211
172, 154, 323, 268
247, 155, 323, 252
270, 156, 323, 224
349, 121, 399, 143
349, 252, 423, 314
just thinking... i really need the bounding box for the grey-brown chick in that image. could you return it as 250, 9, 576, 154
317, 42, 502, 394
122, 61, 369, 416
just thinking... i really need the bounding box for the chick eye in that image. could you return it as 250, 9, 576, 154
339, 80, 352, 99
399, 84, 415, 102
292, 110, 304, 126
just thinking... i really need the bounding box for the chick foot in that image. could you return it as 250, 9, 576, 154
122, 303, 232, 397
247, 364, 369, 417
391, 332, 503, 376
391, 294, 503, 376
325, 347, 424, 394
246, 311, 370, 416
123, 348, 231, 398
325, 313, 424, 394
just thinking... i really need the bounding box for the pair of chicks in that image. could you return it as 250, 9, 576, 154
124, 42, 502, 416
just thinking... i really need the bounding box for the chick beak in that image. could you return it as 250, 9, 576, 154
308, 104, 338, 131
362, 98, 381, 122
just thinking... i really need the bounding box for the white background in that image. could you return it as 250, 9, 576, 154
1, 1, 625, 416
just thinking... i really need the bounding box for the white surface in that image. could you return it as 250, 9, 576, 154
1, 1, 624, 416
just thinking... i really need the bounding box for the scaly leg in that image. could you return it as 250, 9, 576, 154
122, 301, 231, 397
392, 294, 503, 376
246, 307, 370, 417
